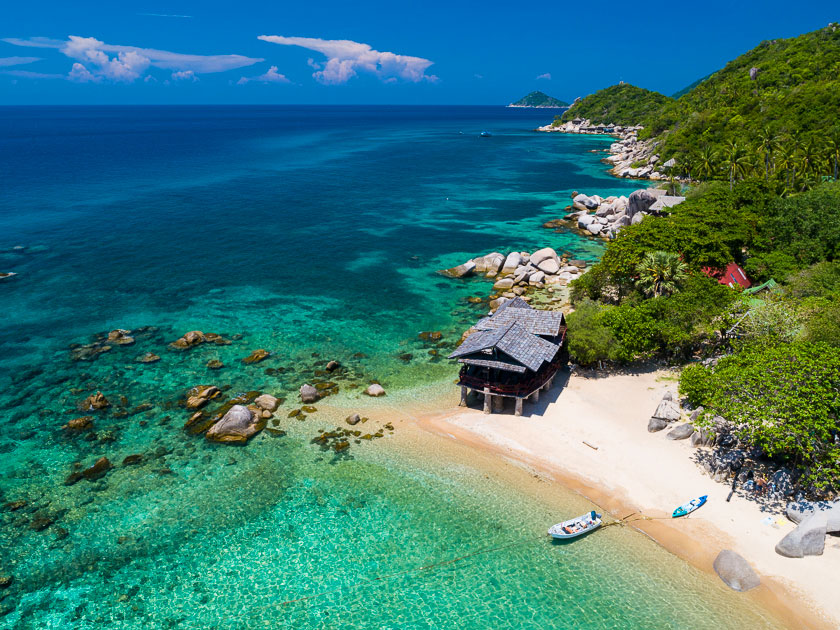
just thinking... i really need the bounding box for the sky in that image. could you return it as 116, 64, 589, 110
0, 1, 838, 105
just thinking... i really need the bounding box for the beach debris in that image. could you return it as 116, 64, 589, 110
138, 352, 161, 363
205, 404, 266, 444
254, 394, 279, 413
63, 416, 93, 431
107, 329, 135, 345
300, 384, 319, 403
242, 349, 270, 364
170, 330, 229, 350
80, 391, 110, 411
713, 550, 760, 592
666, 423, 695, 440
346, 413, 362, 426
364, 384, 386, 397
582, 440, 599, 450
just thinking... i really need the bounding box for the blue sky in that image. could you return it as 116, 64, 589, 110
0, 1, 837, 104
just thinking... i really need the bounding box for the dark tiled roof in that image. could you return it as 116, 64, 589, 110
456, 358, 527, 373
475, 307, 566, 337
449, 321, 560, 373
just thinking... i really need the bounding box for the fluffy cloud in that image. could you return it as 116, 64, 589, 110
3, 35, 262, 83
258, 35, 436, 84
536, 73, 551, 80
0, 56, 40, 67
171, 70, 198, 82
237, 65, 290, 85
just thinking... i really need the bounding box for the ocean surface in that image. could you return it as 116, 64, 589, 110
0, 106, 783, 628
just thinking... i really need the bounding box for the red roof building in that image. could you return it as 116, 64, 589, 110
702, 262, 752, 289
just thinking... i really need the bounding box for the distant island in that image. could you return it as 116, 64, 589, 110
507, 91, 568, 108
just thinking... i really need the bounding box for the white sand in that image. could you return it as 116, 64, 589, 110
421, 368, 840, 629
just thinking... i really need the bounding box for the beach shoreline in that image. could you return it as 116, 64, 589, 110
379, 369, 840, 630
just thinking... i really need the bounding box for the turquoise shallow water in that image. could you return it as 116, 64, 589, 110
0, 106, 784, 628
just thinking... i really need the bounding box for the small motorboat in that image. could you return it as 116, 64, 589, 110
548, 510, 602, 539
479, 131, 492, 137
672, 495, 707, 518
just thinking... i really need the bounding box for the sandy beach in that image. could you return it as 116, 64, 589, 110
406, 368, 840, 630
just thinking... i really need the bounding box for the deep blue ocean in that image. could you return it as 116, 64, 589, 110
0, 106, 783, 628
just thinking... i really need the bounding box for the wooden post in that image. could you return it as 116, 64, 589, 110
533, 388, 540, 403
515, 397, 523, 416
459, 386, 468, 407
493, 395, 504, 412
483, 387, 491, 414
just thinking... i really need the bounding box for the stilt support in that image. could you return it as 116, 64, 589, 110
532, 388, 540, 403
483, 387, 492, 414
492, 394, 504, 412
515, 397, 523, 416
459, 386, 468, 407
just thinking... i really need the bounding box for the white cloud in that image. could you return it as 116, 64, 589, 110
0, 56, 40, 67
237, 65, 290, 85
171, 69, 198, 81
536, 73, 551, 80
3, 35, 262, 83
1, 69, 64, 79
258, 35, 437, 84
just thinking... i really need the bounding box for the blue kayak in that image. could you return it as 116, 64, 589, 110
672, 495, 707, 518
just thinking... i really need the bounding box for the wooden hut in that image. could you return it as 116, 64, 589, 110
448, 297, 568, 415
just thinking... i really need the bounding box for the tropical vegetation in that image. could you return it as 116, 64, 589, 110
509, 91, 568, 108
554, 83, 672, 127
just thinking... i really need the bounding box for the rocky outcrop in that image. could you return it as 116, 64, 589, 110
652, 392, 681, 422
713, 550, 760, 592
776, 500, 840, 558
80, 392, 110, 411
205, 405, 266, 444
365, 384, 386, 397
628, 189, 657, 217
438, 261, 476, 278
107, 329, 135, 345
138, 352, 161, 363
63, 416, 93, 431
185, 385, 221, 410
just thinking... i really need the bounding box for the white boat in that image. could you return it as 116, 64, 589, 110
548, 510, 602, 539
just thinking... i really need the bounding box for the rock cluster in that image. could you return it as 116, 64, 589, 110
205, 405, 266, 444
776, 500, 840, 558
440, 247, 587, 298
170, 330, 229, 350
561, 188, 684, 240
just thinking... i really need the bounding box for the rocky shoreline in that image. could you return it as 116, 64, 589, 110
538, 117, 673, 181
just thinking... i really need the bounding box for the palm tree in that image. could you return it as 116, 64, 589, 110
635, 251, 689, 298
723, 139, 750, 189
827, 130, 840, 182
756, 126, 778, 181
776, 142, 796, 191
696, 145, 717, 180
799, 135, 823, 184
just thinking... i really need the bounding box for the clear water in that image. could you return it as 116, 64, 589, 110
0, 106, 783, 628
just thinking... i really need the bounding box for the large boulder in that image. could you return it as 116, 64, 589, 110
206, 405, 266, 443
586, 223, 603, 235
573, 193, 599, 210
630, 212, 646, 225
530, 247, 558, 267
493, 278, 515, 291
365, 384, 386, 397
577, 214, 596, 229
439, 260, 476, 278
666, 423, 695, 440
254, 394, 279, 412
770, 469, 795, 499
775, 514, 828, 558
537, 258, 560, 275
690, 427, 715, 447
647, 417, 669, 432
473, 252, 505, 276
300, 384, 319, 403
713, 550, 760, 592
786, 500, 840, 530
501, 252, 522, 275
528, 270, 546, 285
652, 395, 681, 422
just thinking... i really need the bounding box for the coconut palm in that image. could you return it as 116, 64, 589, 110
635, 251, 688, 298
776, 142, 796, 191
826, 130, 840, 182
696, 145, 717, 180
723, 139, 750, 189
756, 126, 778, 181
799, 135, 823, 183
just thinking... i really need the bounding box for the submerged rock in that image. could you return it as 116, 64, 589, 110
206, 359, 224, 370
365, 384, 386, 397
185, 385, 221, 410
300, 384, 319, 403
346, 413, 362, 426
243, 349, 270, 364
254, 394, 279, 412
63, 416, 93, 431
138, 352, 161, 363
205, 405, 266, 444
438, 260, 476, 278
80, 392, 110, 411
107, 329, 135, 345
325, 360, 340, 372
713, 550, 760, 592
